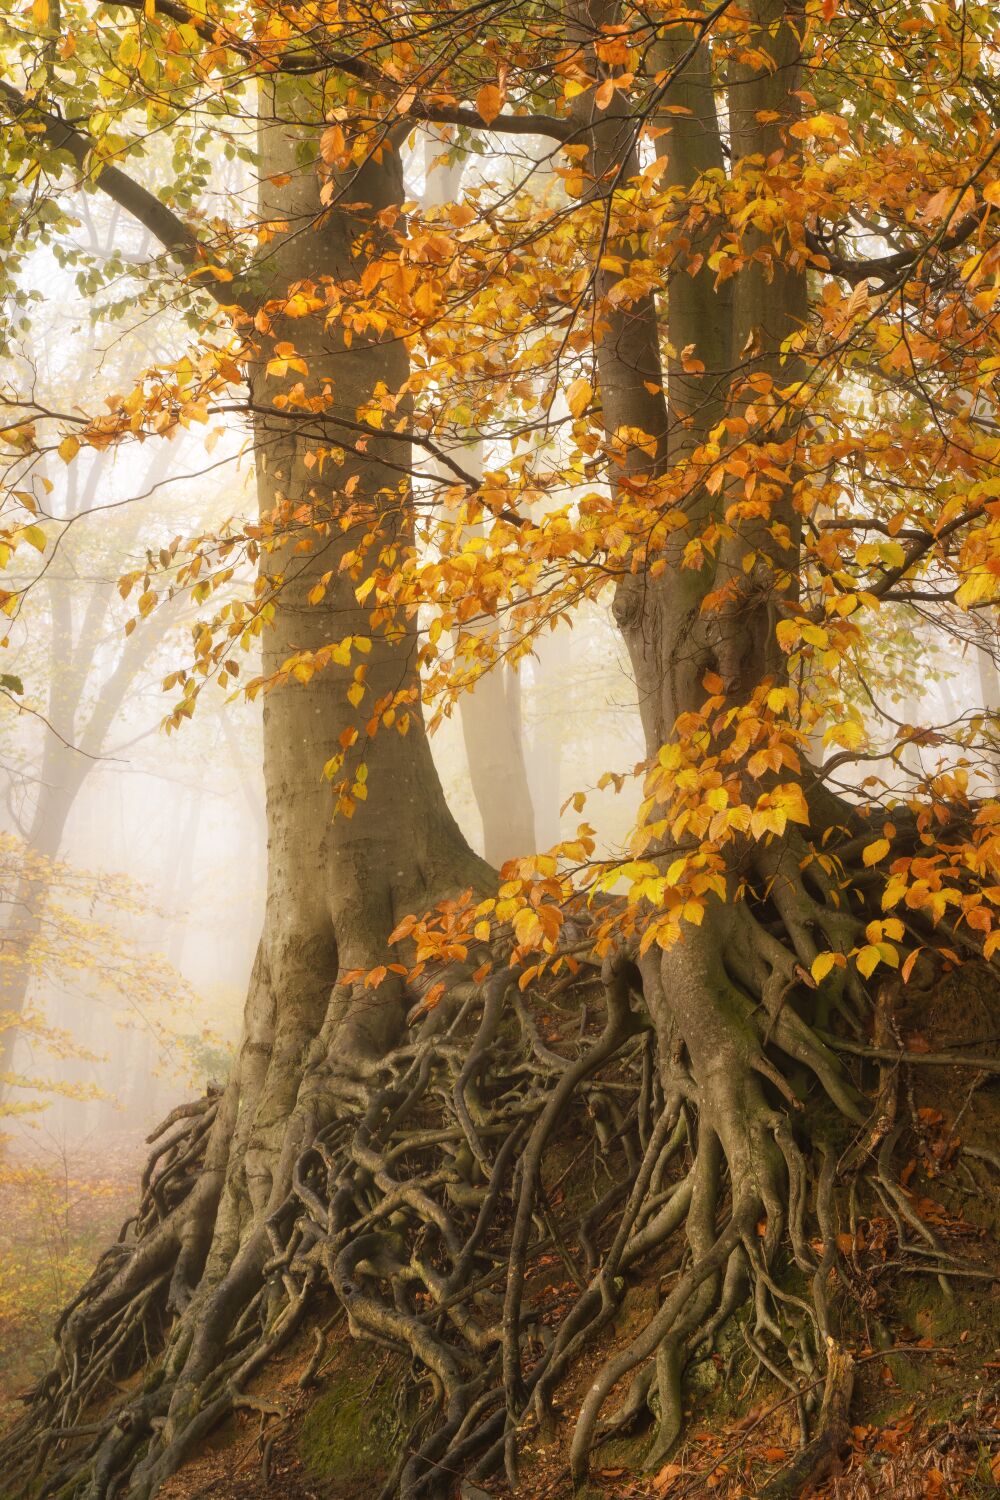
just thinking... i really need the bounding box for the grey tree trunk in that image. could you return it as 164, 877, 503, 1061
575, 0, 825, 1228
154, 79, 493, 1298
422, 133, 537, 865
23, 91, 496, 1485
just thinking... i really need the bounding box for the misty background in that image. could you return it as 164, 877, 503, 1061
0, 126, 992, 1410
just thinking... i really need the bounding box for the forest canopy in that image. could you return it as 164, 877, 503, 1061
2, 1, 1000, 1497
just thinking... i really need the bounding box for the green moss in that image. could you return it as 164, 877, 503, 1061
297, 1352, 405, 1486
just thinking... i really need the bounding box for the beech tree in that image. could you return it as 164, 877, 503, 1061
3, 2, 1000, 1499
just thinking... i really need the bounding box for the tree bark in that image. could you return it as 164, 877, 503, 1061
185, 80, 495, 1269
565, 6, 862, 1467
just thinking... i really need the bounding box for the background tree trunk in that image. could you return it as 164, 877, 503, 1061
421, 133, 537, 865
0, 450, 175, 1091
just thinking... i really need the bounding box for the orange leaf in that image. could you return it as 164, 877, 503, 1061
476, 83, 503, 125
388, 913, 417, 944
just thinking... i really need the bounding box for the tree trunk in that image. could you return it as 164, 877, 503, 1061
422, 133, 537, 865
0, 449, 176, 1094
19, 81, 493, 1496
565, 3, 866, 1469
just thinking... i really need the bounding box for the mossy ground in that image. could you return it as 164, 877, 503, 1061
297, 1344, 408, 1489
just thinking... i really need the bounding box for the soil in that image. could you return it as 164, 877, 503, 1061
10, 968, 1000, 1500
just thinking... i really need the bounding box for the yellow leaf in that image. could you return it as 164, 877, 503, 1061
476, 83, 503, 125
825, 719, 863, 750
811, 951, 837, 984
347, 681, 365, 707
413, 280, 438, 319
856, 944, 881, 979
513, 907, 542, 946
772, 782, 809, 825
20, 524, 46, 553
58, 435, 80, 464
775, 619, 799, 652
956, 567, 999, 608
962, 251, 985, 284
863, 837, 890, 866
566, 377, 592, 419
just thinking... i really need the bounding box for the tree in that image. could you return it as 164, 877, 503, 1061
421, 132, 537, 865
1, 17, 493, 1491
0, 444, 183, 1092
4, 2, 1000, 1498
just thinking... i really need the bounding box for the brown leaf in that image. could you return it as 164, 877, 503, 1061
654, 1461, 684, 1495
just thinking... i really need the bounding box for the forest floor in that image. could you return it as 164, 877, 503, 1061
0, 1128, 146, 1427
4, 971, 1000, 1499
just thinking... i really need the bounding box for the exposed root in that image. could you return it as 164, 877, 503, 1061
757, 1340, 854, 1500
3, 861, 999, 1500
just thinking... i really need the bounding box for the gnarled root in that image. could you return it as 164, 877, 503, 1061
4, 852, 996, 1500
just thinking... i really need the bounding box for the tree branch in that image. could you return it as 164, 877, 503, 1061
110, 0, 572, 140
0, 79, 252, 312
805, 210, 986, 288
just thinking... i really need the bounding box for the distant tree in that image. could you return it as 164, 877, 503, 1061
3, 4, 1000, 1498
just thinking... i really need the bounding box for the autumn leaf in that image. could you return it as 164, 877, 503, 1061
566, 377, 592, 418
863, 838, 890, 866
476, 83, 503, 125
653, 1461, 684, 1495
395, 83, 417, 115
20, 524, 46, 553
856, 945, 882, 979
811, 951, 838, 984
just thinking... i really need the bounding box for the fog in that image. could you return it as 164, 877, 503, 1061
0, 134, 644, 1167
3, 150, 995, 1163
